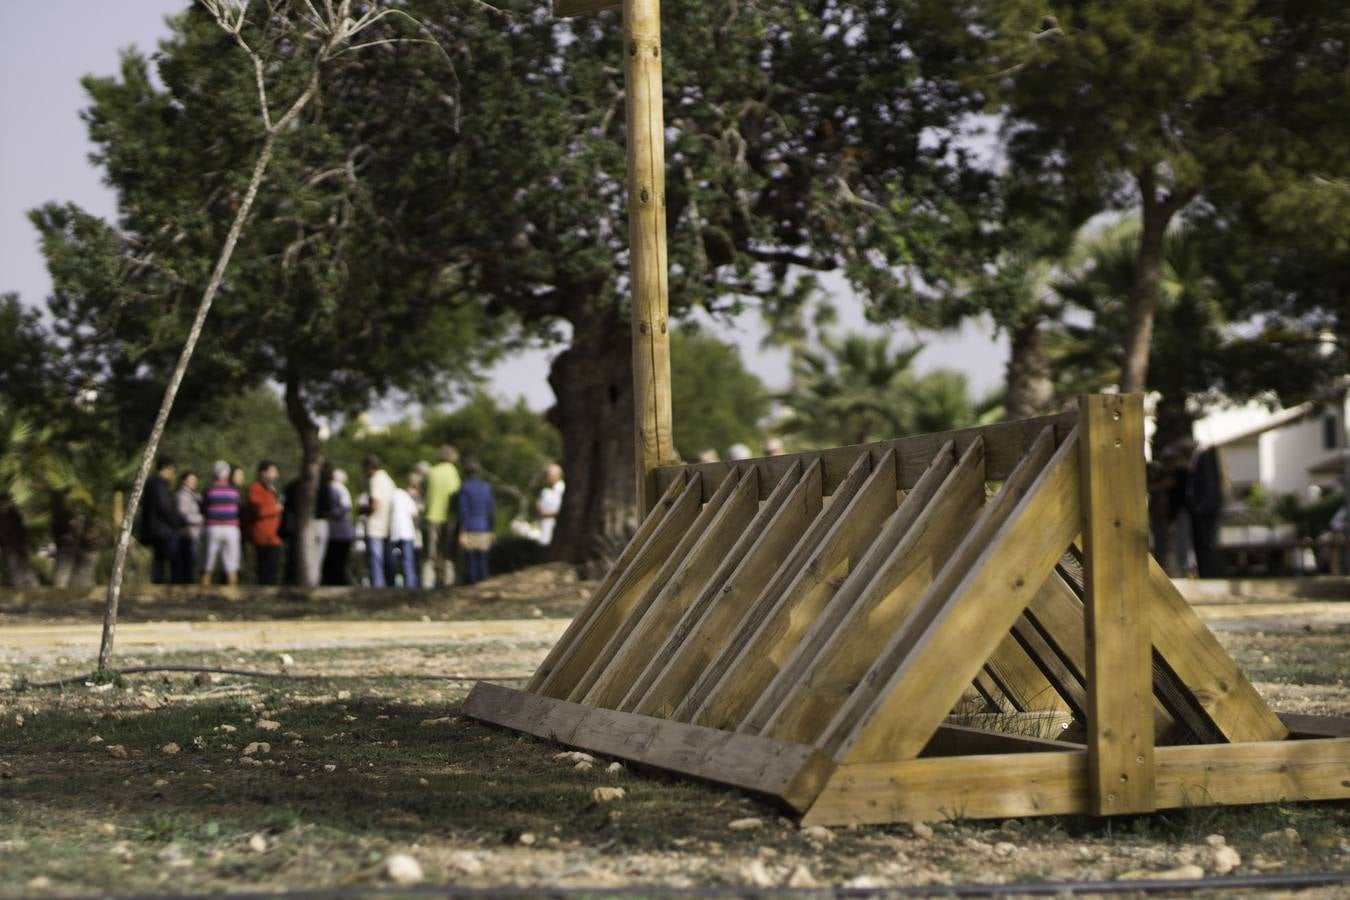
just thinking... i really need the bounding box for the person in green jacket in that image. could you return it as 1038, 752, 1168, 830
424, 445, 462, 587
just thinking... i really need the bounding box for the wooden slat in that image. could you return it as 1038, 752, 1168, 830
535, 473, 705, 698
758, 439, 983, 743
984, 636, 1072, 714
463, 682, 834, 811
1009, 614, 1088, 716
568, 467, 743, 702
972, 672, 1016, 714
802, 738, 1350, 825
1277, 713, 1350, 738
827, 426, 1077, 763
1079, 394, 1155, 815
627, 461, 817, 716
583, 468, 761, 708
1147, 556, 1289, 743
653, 410, 1079, 501
553, 0, 620, 17
697, 452, 899, 732
527, 472, 685, 692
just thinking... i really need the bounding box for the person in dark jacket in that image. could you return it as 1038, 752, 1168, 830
456, 458, 495, 585
1184, 441, 1226, 578
139, 455, 184, 584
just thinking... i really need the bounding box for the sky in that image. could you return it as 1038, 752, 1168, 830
0, 1, 1008, 418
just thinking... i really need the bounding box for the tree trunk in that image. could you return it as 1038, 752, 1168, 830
0, 499, 39, 587
1121, 171, 1192, 395
1004, 312, 1055, 420
548, 312, 639, 575
284, 373, 324, 588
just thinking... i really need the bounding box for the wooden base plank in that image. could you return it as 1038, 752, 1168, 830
803, 738, 1350, 826
463, 682, 834, 811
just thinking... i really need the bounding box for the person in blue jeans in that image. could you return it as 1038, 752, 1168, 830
456, 458, 495, 585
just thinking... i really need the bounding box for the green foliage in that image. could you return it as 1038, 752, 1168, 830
777, 332, 993, 447
161, 388, 300, 483
669, 328, 770, 461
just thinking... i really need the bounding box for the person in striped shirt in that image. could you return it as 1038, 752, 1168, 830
201, 460, 243, 586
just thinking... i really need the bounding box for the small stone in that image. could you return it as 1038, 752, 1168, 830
573, 761, 593, 772
26, 876, 52, 891
592, 786, 626, 803
1212, 845, 1241, 875
383, 853, 424, 885
909, 822, 934, 839
418, 778, 430, 787
238, 757, 263, 767
740, 859, 775, 888
1118, 864, 1205, 881
606, 761, 625, 775
994, 841, 1017, 858
844, 875, 888, 889
107, 745, 128, 760
217, 724, 237, 734
278, 653, 295, 667
242, 742, 271, 756
553, 751, 595, 764
786, 865, 819, 889
728, 817, 763, 831
153, 779, 169, 788
419, 717, 452, 727
255, 719, 281, 732
157, 844, 185, 864
139, 696, 161, 710
87, 735, 104, 745
96, 822, 117, 836
801, 824, 834, 844
161, 743, 181, 755
1204, 834, 1227, 848
337, 690, 352, 701
247, 833, 267, 853
519, 832, 536, 846
323, 764, 337, 773
447, 850, 483, 876
14, 714, 22, 726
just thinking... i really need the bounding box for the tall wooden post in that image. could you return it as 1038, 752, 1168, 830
622, 0, 676, 514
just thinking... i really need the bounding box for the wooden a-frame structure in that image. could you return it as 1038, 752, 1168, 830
466, 393, 1350, 824
466, 0, 1349, 825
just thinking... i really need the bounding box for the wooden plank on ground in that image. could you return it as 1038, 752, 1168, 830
826, 425, 1077, 763
802, 738, 1350, 825
1147, 557, 1289, 743
669, 458, 849, 724
653, 410, 1078, 501
628, 461, 820, 716
758, 439, 982, 744
463, 682, 834, 811
584, 468, 761, 708
527, 473, 685, 692
567, 468, 743, 703
1079, 394, 1155, 815
922, 724, 1085, 757
1277, 713, 1350, 738
535, 473, 705, 698
697, 452, 898, 732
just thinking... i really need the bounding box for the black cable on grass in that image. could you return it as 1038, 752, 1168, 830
14, 665, 532, 691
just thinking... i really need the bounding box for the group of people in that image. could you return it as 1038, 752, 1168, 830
138, 447, 566, 589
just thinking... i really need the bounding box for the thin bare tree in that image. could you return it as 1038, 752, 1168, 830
98, 0, 422, 673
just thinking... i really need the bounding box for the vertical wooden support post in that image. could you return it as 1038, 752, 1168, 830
1079, 394, 1155, 815
623, 0, 675, 513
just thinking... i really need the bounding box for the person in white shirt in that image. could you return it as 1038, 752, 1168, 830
362, 453, 396, 587
536, 463, 565, 546
389, 483, 421, 588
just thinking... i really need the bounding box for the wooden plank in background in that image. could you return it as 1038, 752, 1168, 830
1079, 393, 1155, 815
653, 411, 1079, 501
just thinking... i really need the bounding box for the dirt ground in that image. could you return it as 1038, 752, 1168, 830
1, 566, 1347, 896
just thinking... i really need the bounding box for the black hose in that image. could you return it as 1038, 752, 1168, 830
15, 665, 530, 691
70, 869, 1350, 899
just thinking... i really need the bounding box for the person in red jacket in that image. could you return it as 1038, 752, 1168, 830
245, 460, 283, 585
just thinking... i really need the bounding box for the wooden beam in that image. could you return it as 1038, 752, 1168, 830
534, 472, 705, 698
758, 439, 983, 744
622, 0, 675, 513
568, 466, 742, 702
526, 472, 685, 692
1079, 394, 1155, 815
824, 426, 1073, 763
653, 411, 1079, 501
463, 682, 834, 812
984, 635, 1072, 715
696, 452, 898, 731
923, 724, 1085, 757
1277, 713, 1350, 738
1147, 556, 1289, 743
553, 0, 620, 17
585, 468, 761, 708
628, 461, 820, 716
802, 738, 1350, 825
